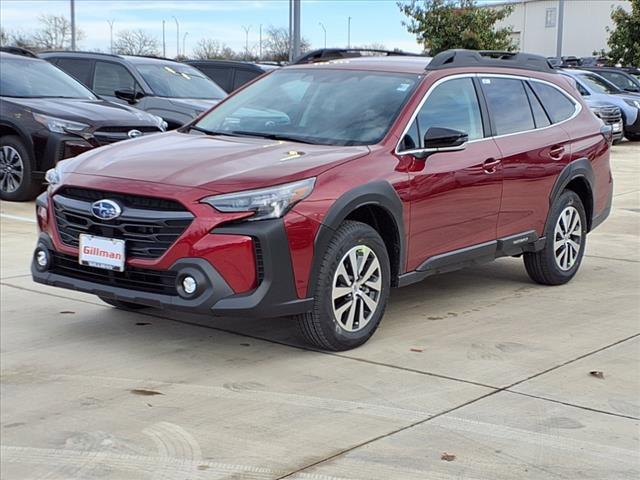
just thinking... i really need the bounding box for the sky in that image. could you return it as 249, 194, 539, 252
0, 0, 447, 56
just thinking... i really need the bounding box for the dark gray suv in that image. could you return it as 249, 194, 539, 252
41, 52, 227, 129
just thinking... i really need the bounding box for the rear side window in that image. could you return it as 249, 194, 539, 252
405, 77, 484, 149
93, 61, 137, 96
529, 82, 577, 123
481, 77, 534, 135
56, 58, 94, 87
524, 83, 551, 128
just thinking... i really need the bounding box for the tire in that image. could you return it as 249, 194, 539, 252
295, 220, 391, 351
99, 296, 148, 311
524, 190, 587, 285
0, 136, 41, 201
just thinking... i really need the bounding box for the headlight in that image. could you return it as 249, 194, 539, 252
624, 99, 640, 109
33, 113, 89, 134
202, 178, 316, 221
44, 159, 72, 185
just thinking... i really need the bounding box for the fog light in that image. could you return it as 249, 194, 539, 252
34, 248, 50, 272
182, 276, 197, 295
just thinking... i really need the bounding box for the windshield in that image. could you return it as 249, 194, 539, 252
578, 73, 620, 94
194, 69, 420, 146
0, 57, 96, 99
137, 63, 226, 99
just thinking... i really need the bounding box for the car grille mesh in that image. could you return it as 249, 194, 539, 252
50, 252, 178, 295
53, 188, 193, 259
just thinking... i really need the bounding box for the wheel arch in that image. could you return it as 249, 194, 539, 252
546, 158, 595, 233
307, 181, 405, 294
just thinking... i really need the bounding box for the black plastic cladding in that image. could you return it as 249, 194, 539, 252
427, 50, 557, 74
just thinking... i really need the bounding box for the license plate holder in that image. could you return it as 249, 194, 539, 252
79, 234, 125, 272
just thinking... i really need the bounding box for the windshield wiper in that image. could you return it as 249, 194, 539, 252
229, 131, 316, 145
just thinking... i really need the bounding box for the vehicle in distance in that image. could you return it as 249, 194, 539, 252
32, 50, 613, 351
560, 68, 640, 141
41, 52, 227, 129
186, 60, 278, 93
0, 52, 165, 201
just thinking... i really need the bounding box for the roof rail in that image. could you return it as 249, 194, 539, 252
292, 48, 424, 65
427, 49, 556, 73
0, 46, 38, 58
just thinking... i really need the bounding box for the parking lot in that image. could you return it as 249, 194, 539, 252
0, 141, 638, 478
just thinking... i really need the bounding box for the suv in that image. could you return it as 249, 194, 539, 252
31, 50, 613, 351
560, 68, 640, 141
0, 52, 165, 201
40, 52, 227, 129
186, 60, 278, 93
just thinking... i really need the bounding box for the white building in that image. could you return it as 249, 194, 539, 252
491, 0, 632, 57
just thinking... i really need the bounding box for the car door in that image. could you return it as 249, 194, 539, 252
480, 75, 572, 239
400, 76, 503, 271
92, 60, 141, 105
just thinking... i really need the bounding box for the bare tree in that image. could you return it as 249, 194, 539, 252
263, 26, 310, 62
193, 38, 237, 60
114, 29, 160, 56
31, 14, 83, 50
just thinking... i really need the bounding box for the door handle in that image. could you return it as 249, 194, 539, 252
482, 158, 501, 174
549, 145, 565, 160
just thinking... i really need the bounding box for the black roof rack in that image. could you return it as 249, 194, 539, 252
0, 46, 38, 58
292, 48, 423, 65
427, 49, 556, 73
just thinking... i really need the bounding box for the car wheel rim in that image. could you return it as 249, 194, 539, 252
553, 206, 582, 271
0, 146, 24, 194
331, 245, 382, 332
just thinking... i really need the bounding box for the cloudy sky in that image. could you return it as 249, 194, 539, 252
0, 0, 440, 56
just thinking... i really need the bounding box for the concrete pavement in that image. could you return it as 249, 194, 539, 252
1, 141, 638, 479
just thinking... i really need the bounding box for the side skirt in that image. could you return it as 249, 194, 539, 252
397, 230, 543, 288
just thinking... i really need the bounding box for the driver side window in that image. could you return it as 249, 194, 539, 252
401, 77, 484, 150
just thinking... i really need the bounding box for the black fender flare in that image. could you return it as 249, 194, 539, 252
545, 158, 595, 233
306, 181, 406, 294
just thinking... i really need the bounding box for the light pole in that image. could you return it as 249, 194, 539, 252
242, 25, 251, 60
319, 22, 326, 48
162, 20, 166, 57
347, 16, 352, 48
183, 32, 189, 58
107, 20, 115, 54
172, 16, 180, 58
70, 0, 76, 50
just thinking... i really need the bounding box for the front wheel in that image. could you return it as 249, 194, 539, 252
296, 221, 391, 351
524, 190, 587, 285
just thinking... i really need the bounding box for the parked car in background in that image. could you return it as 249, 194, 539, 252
32, 50, 612, 350
0, 52, 166, 201
581, 67, 640, 93
561, 68, 640, 141
41, 52, 227, 129
186, 60, 278, 93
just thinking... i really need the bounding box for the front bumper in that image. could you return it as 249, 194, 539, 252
32, 219, 314, 318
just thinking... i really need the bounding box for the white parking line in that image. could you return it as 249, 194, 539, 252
0, 213, 36, 223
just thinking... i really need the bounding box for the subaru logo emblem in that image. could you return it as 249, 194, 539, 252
127, 129, 143, 139
91, 200, 122, 220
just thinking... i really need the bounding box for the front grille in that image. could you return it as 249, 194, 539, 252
93, 126, 161, 145
53, 188, 193, 259
50, 252, 178, 295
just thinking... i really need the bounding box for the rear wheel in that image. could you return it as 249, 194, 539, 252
296, 221, 391, 351
524, 190, 587, 285
0, 136, 41, 201
99, 296, 148, 311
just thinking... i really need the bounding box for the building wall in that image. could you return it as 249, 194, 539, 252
493, 0, 632, 57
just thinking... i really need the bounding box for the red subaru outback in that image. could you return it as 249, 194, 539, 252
32, 50, 613, 351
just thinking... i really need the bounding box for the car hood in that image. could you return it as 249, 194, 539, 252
7, 97, 160, 127
67, 131, 369, 193
167, 98, 220, 113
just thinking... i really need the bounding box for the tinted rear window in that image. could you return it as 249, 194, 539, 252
530, 82, 576, 123
481, 77, 535, 135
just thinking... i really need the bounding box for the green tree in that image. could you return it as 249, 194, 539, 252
606, 0, 639, 66
398, 0, 515, 55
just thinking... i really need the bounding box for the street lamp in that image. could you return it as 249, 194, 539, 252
319, 22, 326, 49
172, 16, 180, 58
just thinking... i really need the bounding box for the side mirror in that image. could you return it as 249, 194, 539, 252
423, 127, 468, 149
115, 89, 144, 104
